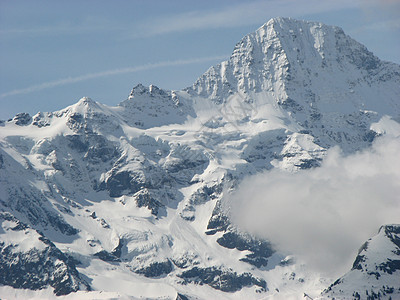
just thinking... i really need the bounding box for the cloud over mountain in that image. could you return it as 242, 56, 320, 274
229, 123, 400, 277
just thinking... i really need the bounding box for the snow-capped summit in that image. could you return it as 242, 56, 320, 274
128, 83, 148, 98
0, 18, 399, 299
188, 17, 400, 152
118, 83, 192, 129
127, 83, 169, 99
188, 17, 386, 101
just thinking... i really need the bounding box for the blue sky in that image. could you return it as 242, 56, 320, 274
1, 0, 399, 120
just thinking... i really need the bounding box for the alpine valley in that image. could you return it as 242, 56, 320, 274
0, 17, 399, 299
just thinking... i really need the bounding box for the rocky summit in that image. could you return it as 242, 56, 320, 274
0, 17, 399, 299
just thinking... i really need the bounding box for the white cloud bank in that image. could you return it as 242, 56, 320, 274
229, 121, 400, 277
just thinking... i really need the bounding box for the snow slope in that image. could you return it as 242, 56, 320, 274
323, 225, 400, 299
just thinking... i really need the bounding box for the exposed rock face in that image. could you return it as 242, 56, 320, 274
119, 84, 195, 129
0, 17, 399, 298
0, 213, 90, 295
178, 266, 266, 292
216, 231, 274, 267
11, 112, 32, 125
135, 260, 174, 278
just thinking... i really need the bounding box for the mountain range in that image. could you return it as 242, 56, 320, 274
0, 17, 399, 299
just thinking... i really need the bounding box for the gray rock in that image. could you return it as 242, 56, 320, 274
94, 250, 120, 262
135, 260, 173, 278
216, 231, 274, 268
0, 213, 90, 295
12, 113, 32, 125
178, 266, 266, 292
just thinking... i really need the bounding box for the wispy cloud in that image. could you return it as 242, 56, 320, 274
0, 15, 119, 37
0, 55, 228, 99
131, 0, 362, 38
0, 25, 109, 36
0, 0, 366, 39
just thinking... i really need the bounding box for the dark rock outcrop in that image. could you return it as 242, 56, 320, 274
178, 266, 266, 292
135, 260, 173, 278
0, 212, 90, 295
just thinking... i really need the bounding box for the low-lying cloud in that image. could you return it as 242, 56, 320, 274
229, 131, 400, 277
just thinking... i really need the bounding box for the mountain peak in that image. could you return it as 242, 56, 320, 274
128, 84, 168, 100
128, 83, 147, 98
118, 83, 191, 129
77, 96, 95, 105
261, 16, 327, 28
261, 16, 307, 28
188, 17, 383, 104
65, 96, 103, 116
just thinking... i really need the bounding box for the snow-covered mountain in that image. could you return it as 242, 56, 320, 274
323, 225, 400, 299
0, 17, 399, 299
